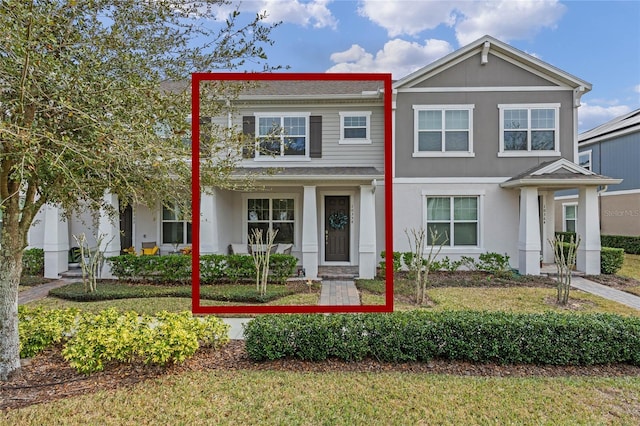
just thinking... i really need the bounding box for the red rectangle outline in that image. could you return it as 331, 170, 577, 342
191, 72, 393, 314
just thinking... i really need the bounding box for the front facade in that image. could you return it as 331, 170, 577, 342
555, 109, 639, 237
31, 35, 617, 278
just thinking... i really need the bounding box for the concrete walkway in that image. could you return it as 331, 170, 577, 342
570, 276, 640, 310
319, 280, 361, 305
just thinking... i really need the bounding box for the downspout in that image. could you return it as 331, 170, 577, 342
572, 86, 586, 163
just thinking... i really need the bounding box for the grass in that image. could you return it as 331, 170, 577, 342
620, 254, 640, 280
3, 370, 640, 425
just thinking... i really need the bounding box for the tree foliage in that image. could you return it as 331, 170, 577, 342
0, 0, 277, 380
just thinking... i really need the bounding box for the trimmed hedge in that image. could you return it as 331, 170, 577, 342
601, 247, 625, 275
601, 235, 640, 255
107, 253, 297, 284
244, 311, 640, 366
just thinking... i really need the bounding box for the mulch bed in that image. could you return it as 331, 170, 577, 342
3, 340, 640, 411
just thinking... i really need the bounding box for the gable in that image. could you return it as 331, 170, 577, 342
412, 52, 557, 89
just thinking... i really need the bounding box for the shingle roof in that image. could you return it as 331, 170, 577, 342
579, 108, 640, 146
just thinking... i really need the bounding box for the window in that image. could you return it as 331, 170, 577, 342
247, 198, 295, 244
578, 150, 592, 171
413, 105, 474, 157
256, 114, 308, 158
162, 204, 192, 245
563, 204, 577, 233
339, 112, 371, 144
425, 196, 478, 246
499, 104, 560, 156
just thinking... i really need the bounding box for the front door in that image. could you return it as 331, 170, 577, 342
119, 205, 133, 253
325, 196, 350, 262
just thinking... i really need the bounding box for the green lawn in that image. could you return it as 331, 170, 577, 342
4, 371, 639, 425
620, 254, 640, 280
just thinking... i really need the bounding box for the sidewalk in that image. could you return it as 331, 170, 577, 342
570, 276, 640, 310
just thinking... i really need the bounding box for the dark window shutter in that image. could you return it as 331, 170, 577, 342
310, 115, 322, 158
242, 116, 256, 158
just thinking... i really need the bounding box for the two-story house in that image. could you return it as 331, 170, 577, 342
392, 35, 619, 275
555, 109, 639, 237
30, 35, 619, 279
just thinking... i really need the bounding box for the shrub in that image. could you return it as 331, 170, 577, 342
200, 254, 227, 283
244, 311, 640, 366
477, 252, 512, 276
601, 235, 640, 255
18, 306, 80, 358
62, 308, 230, 374
601, 247, 624, 274
379, 251, 402, 276
22, 248, 44, 276
269, 254, 298, 284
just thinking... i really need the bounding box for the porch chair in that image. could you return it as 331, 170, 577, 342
140, 241, 159, 256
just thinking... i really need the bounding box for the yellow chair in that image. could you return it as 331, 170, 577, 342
140, 242, 159, 256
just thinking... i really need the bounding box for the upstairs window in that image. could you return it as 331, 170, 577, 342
339, 112, 371, 144
499, 104, 560, 156
413, 105, 474, 157
578, 150, 592, 171
256, 114, 308, 158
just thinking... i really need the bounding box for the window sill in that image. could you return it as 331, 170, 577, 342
338, 139, 372, 145
412, 152, 475, 158
497, 151, 560, 158
253, 157, 311, 162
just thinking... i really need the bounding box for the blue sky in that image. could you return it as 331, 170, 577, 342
214, 0, 640, 133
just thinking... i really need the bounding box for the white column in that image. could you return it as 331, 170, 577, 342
577, 186, 600, 274
98, 192, 121, 279
359, 184, 376, 279
517, 187, 541, 275
43, 204, 69, 279
200, 190, 218, 254
302, 185, 318, 279
541, 191, 556, 264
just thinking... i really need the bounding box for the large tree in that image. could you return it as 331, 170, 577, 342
0, 0, 276, 380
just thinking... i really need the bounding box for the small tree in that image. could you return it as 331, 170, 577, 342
405, 227, 448, 305
249, 228, 278, 297
549, 234, 581, 305
73, 233, 113, 293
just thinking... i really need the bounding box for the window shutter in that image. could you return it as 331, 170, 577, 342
310, 115, 322, 158
242, 116, 255, 158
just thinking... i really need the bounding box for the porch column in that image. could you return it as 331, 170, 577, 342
98, 192, 121, 279
43, 204, 69, 279
541, 191, 556, 264
359, 184, 376, 279
517, 187, 541, 275
302, 185, 318, 279
200, 190, 218, 254
577, 186, 600, 274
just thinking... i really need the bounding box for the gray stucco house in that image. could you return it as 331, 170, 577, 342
29, 35, 618, 278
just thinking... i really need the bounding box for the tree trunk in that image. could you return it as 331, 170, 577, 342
0, 232, 24, 381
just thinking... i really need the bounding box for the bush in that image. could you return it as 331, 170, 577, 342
379, 251, 402, 277
601, 235, 640, 255
22, 248, 44, 276
18, 306, 80, 358
601, 247, 624, 274
107, 253, 298, 284
244, 311, 640, 366
62, 308, 229, 374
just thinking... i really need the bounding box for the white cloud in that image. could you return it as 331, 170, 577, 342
357, 0, 456, 37
327, 38, 453, 77
357, 0, 565, 46
578, 102, 631, 133
634, 84, 640, 93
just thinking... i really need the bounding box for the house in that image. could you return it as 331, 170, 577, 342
391, 35, 620, 275
29, 35, 619, 278
555, 109, 639, 237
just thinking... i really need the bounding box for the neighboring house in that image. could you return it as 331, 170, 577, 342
555, 109, 639, 237
391, 35, 619, 275
29, 35, 620, 278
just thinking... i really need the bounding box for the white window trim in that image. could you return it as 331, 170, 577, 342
498, 103, 561, 157
242, 193, 300, 247
578, 150, 592, 171
562, 202, 578, 232
159, 203, 192, 248
412, 104, 475, 158
422, 191, 484, 251
254, 112, 310, 161
338, 111, 372, 145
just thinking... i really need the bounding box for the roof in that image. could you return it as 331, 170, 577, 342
579, 108, 640, 146
500, 158, 621, 189
393, 35, 591, 91
231, 166, 383, 181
